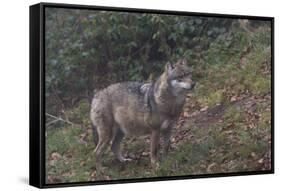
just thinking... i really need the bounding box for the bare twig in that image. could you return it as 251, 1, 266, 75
46, 119, 60, 127
46, 113, 79, 127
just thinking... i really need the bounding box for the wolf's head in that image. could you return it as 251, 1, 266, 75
163, 59, 196, 96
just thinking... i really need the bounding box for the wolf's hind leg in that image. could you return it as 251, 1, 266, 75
111, 128, 132, 162
94, 128, 111, 174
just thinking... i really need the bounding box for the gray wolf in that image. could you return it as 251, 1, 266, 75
90, 59, 195, 171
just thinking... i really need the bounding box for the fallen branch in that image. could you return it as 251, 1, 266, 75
46, 113, 79, 127
46, 119, 60, 127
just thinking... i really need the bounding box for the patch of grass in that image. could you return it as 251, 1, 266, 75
247, 75, 271, 94
223, 105, 245, 123
197, 89, 225, 107
66, 99, 91, 127
259, 111, 271, 129
46, 125, 96, 183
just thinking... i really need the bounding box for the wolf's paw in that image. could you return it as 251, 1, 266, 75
152, 163, 160, 171
95, 166, 108, 178
151, 159, 160, 170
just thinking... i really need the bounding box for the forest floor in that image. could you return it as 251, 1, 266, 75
46, 92, 271, 183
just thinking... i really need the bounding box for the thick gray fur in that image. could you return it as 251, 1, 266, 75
90, 59, 195, 171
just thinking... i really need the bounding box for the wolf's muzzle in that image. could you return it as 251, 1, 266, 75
191, 81, 196, 89
191, 81, 195, 88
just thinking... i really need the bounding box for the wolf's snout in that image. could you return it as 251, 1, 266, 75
191, 81, 196, 89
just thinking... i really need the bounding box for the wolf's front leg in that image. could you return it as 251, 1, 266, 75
150, 129, 160, 168
161, 120, 173, 159
162, 128, 172, 159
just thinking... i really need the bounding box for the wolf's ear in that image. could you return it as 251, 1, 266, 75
175, 59, 187, 66
165, 62, 173, 74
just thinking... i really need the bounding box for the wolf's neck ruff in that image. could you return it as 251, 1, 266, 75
146, 73, 186, 118
144, 82, 157, 113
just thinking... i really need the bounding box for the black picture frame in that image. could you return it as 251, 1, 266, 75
30, 2, 274, 188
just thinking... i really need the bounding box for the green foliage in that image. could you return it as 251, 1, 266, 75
45, 8, 233, 113
65, 99, 91, 127
191, 22, 271, 110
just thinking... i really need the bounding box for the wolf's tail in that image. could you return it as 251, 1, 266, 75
92, 123, 99, 146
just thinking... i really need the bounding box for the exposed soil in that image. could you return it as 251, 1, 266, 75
172, 93, 271, 147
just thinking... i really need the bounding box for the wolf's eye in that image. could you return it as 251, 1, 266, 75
177, 77, 183, 81
178, 74, 185, 80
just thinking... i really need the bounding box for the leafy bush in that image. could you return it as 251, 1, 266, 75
45, 8, 234, 114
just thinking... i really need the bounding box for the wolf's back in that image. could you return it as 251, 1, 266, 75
90, 81, 146, 125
